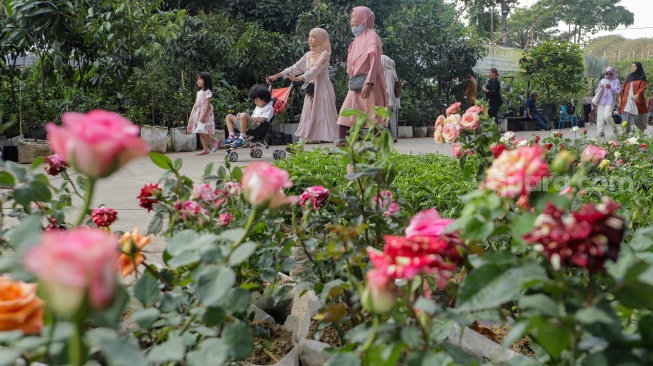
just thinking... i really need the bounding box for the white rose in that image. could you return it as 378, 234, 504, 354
627, 137, 639, 144
614, 151, 621, 159
571, 126, 580, 132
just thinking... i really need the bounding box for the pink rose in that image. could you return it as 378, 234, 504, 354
298, 186, 331, 210
241, 162, 297, 209
224, 182, 242, 196
23, 228, 118, 317
91, 207, 118, 227
446, 102, 461, 116
173, 200, 209, 220
452, 144, 462, 158
217, 213, 233, 227
516, 194, 530, 209
361, 269, 396, 314
46, 111, 150, 179
460, 112, 480, 130
580, 145, 607, 167
444, 114, 461, 127
435, 115, 445, 129
434, 125, 444, 144
442, 123, 460, 143
484, 146, 551, 198
490, 143, 507, 158
44, 154, 68, 176
191, 183, 217, 202
405, 208, 453, 239
466, 105, 484, 115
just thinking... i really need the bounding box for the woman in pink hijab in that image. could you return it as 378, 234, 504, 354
336, 6, 388, 142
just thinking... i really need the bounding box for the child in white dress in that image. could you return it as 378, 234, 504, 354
187, 72, 218, 155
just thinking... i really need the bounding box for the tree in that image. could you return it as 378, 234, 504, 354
520, 41, 585, 103
538, 0, 634, 44
506, 6, 558, 49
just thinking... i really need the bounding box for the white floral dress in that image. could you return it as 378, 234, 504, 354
187, 89, 215, 134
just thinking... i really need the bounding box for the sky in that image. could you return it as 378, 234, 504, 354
516, 0, 652, 40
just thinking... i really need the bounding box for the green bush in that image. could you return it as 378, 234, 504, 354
275, 148, 478, 218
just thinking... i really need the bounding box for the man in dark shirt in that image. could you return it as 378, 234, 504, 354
525, 92, 551, 131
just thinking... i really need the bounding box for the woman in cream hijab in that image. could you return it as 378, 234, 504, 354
267, 28, 338, 143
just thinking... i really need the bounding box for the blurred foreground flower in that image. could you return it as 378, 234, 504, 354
23, 228, 119, 317
0, 276, 44, 335
362, 269, 396, 314
484, 146, 550, 198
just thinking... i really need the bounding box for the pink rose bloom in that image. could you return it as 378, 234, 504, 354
385, 202, 399, 217
460, 112, 480, 130
445, 102, 461, 116
91, 207, 118, 227
23, 228, 118, 317
298, 186, 331, 210
44, 154, 68, 176
451, 144, 462, 158
615, 159, 623, 166
516, 194, 530, 209
224, 182, 242, 196
444, 114, 461, 126
405, 208, 453, 239
442, 123, 460, 143
241, 162, 297, 209
484, 146, 551, 198
362, 269, 396, 314
191, 183, 217, 202
46, 110, 150, 179
217, 212, 233, 227
173, 200, 208, 220
434, 125, 444, 144
466, 105, 484, 115
580, 145, 607, 167
435, 115, 445, 129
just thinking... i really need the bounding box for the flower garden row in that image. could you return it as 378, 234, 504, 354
1, 105, 653, 365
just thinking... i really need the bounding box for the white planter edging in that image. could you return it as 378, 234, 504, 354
398, 126, 413, 138
414, 126, 428, 138
448, 323, 527, 363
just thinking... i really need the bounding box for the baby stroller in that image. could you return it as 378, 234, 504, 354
225, 83, 294, 162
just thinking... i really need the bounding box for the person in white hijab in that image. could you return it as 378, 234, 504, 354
381, 55, 400, 142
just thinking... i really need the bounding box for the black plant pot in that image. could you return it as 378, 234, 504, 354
2, 146, 18, 162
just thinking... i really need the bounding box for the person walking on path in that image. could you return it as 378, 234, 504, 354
583, 92, 593, 124
187, 72, 218, 155
647, 91, 653, 125
336, 6, 387, 144
267, 28, 338, 143
620, 62, 648, 133
482, 68, 502, 125
595, 67, 620, 138
381, 55, 399, 143
464, 69, 478, 107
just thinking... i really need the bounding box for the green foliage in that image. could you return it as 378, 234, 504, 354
506, 5, 559, 49
276, 148, 477, 218
521, 41, 585, 104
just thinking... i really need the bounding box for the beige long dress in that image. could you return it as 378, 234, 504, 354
281, 51, 338, 142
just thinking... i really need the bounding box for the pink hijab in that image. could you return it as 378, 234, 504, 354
347, 6, 384, 80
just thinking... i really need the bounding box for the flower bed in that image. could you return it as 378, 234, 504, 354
2, 107, 653, 365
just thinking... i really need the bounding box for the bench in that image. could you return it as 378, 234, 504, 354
505, 116, 538, 132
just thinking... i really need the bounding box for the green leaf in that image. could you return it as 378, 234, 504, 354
149, 152, 174, 170
0, 349, 21, 366
0, 172, 16, 187
325, 352, 361, 366
533, 323, 570, 359
202, 307, 226, 327
131, 308, 161, 328
575, 307, 613, 325
0, 331, 23, 345
228, 242, 257, 266
196, 266, 235, 306
134, 273, 160, 306
400, 326, 423, 348
9, 215, 42, 253
204, 162, 214, 178
98, 338, 148, 366
186, 338, 228, 366
462, 215, 494, 241
222, 322, 253, 360
173, 158, 183, 171
519, 294, 559, 317
167, 251, 202, 268
90, 284, 130, 328
147, 335, 185, 363
147, 213, 164, 235
456, 263, 547, 312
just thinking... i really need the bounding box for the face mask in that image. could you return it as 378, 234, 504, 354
351, 24, 366, 36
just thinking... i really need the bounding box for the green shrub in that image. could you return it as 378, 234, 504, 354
275, 148, 478, 218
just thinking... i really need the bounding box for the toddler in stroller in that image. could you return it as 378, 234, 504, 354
222, 83, 293, 162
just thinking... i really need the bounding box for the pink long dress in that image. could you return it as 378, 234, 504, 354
281, 52, 338, 142
337, 50, 388, 127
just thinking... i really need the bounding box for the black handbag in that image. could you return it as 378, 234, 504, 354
301, 82, 315, 96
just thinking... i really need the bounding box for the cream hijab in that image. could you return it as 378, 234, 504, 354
308, 28, 331, 67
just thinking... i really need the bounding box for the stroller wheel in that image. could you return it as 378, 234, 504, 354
277, 150, 287, 160
272, 151, 279, 160
254, 149, 263, 158
228, 151, 238, 162
249, 149, 256, 158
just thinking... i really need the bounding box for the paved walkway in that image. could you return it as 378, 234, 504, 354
45, 125, 650, 265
